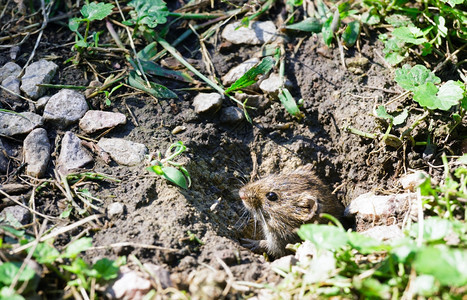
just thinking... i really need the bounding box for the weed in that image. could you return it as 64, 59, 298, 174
147, 141, 191, 189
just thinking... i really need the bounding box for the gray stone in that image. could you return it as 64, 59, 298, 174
222, 21, 277, 45
259, 73, 284, 95
220, 106, 244, 124
143, 263, 173, 289
2, 75, 20, 98
97, 138, 147, 166
0, 62, 21, 82
20, 59, 58, 99
23, 128, 50, 178
105, 267, 152, 300
35, 96, 50, 112
107, 202, 124, 219
57, 131, 93, 174
79, 110, 127, 134
0, 205, 30, 226
222, 57, 259, 86
361, 225, 404, 242
270, 255, 298, 273
0, 111, 43, 136
192, 93, 223, 114
43, 89, 88, 128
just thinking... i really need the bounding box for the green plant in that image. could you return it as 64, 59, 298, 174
69, 2, 115, 52
147, 141, 191, 189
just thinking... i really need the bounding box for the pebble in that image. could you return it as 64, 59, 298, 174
171, 125, 186, 134
97, 138, 148, 166
361, 225, 404, 242
107, 202, 124, 219
106, 267, 151, 300
34, 96, 50, 113
57, 131, 93, 174
259, 73, 285, 95
399, 171, 429, 192
2, 75, 21, 98
79, 110, 127, 134
23, 128, 51, 178
222, 57, 259, 86
222, 21, 277, 45
143, 263, 173, 289
0, 111, 43, 136
43, 89, 88, 128
192, 93, 223, 114
220, 106, 244, 124
20, 59, 58, 99
0, 62, 21, 82
270, 255, 298, 272
0, 205, 30, 226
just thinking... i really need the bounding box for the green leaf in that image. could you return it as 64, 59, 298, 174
129, 0, 169, 28
414, 245, 467, 287
31, 242, 60, 264
81, 2, 114, 21
161, 166, 188, 189
278, 88, 303, 119
68, 18, 81, 32
0, 262, 36, 285
0, 287, 25, 300
298, 224, 348, 250
92, 258, 120, 280
342, 21, 360, 47
392, 26, 427, 45
410, 217, 453, 242
62, 237, 92, 259
348, 232, 389, 254
375, 105, 393, 121
225, 57, 275, 94
321, 15, 334, 46
395, 64, 441, 92
385, 14, 413, 27
132, 59, 194, 83
61, 257, 89, 275
413, 82, 440, 110
285, 18, 322, 32
147, 164, 164, 175
393, 109, 408, 125
436, 80, 465, 109
440, 0, 464, 7
361, 10, 380, 25
353, 277, 390, 298
1, 225, 25, 238
128, 71, 177, 99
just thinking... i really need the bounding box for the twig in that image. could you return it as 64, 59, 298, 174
11, 214, 104, 254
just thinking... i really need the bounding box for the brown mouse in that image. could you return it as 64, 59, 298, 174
238, 164, 344, 257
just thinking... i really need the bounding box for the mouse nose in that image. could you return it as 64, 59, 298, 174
238, 189, 246, 200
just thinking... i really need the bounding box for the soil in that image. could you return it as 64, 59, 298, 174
0, 1, 465, 299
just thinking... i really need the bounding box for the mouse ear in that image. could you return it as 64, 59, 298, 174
297, 193, 320, 222
293, 164, 314, 174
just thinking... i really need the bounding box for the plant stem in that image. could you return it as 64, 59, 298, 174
168, 12, 225, 19
400, 110, 430, 139
344, 126, 377, 139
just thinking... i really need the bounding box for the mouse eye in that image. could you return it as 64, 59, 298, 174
265, 192, 278, 201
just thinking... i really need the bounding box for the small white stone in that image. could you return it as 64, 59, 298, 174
0, 111, 43, 136
57, 131, 93, 174
43, 89, 88, 128
361, 225, 404, 242
344, 192, 417, 219
2, 75, 21, 98
107, 202, 124, 218
222, 21, 277, 45
79, 110, 127, 134
400, 171, 429, 192
20, 59, 58, 99
192, 93, 223, 114
97, 138, 148, 166
222, 57, 259, 86
0, 62, 21, 82
23, 128, 50, 178
270, 255, 298, 273
106, 268, 151, 300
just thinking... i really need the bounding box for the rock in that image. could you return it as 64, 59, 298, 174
0, 62, 21, 82
344, 192, 417, 221
0, 205, 30, 226
171, 125, 186, 134
0, 111, 43, 136
295, 240, 317, 263
97, 138, 147, 166
0, 183, 30, 195
222, 57, 259, 86
43, 89, 88, 128
57, 132, 93, 174
192, 93, 223, 114
23, 128, 50, 178
270, 255, 298, 273
361, 225, 404, 242
35, 96, 50, 112
220, 106, 244, 124
2, 75, 20, 98
143, 263, 173, 289
79, 110, 127, 134
107, 202, 124, 219
400, 171, 429, 192
222, 21, 277, 45
235, 92, 267, 108
259, 73, 289, 96
189, 269, 226, 300
106, 268, 151, 300
20, 59, 58, 99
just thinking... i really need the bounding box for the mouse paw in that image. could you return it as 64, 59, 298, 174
240, 238, 269, 253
